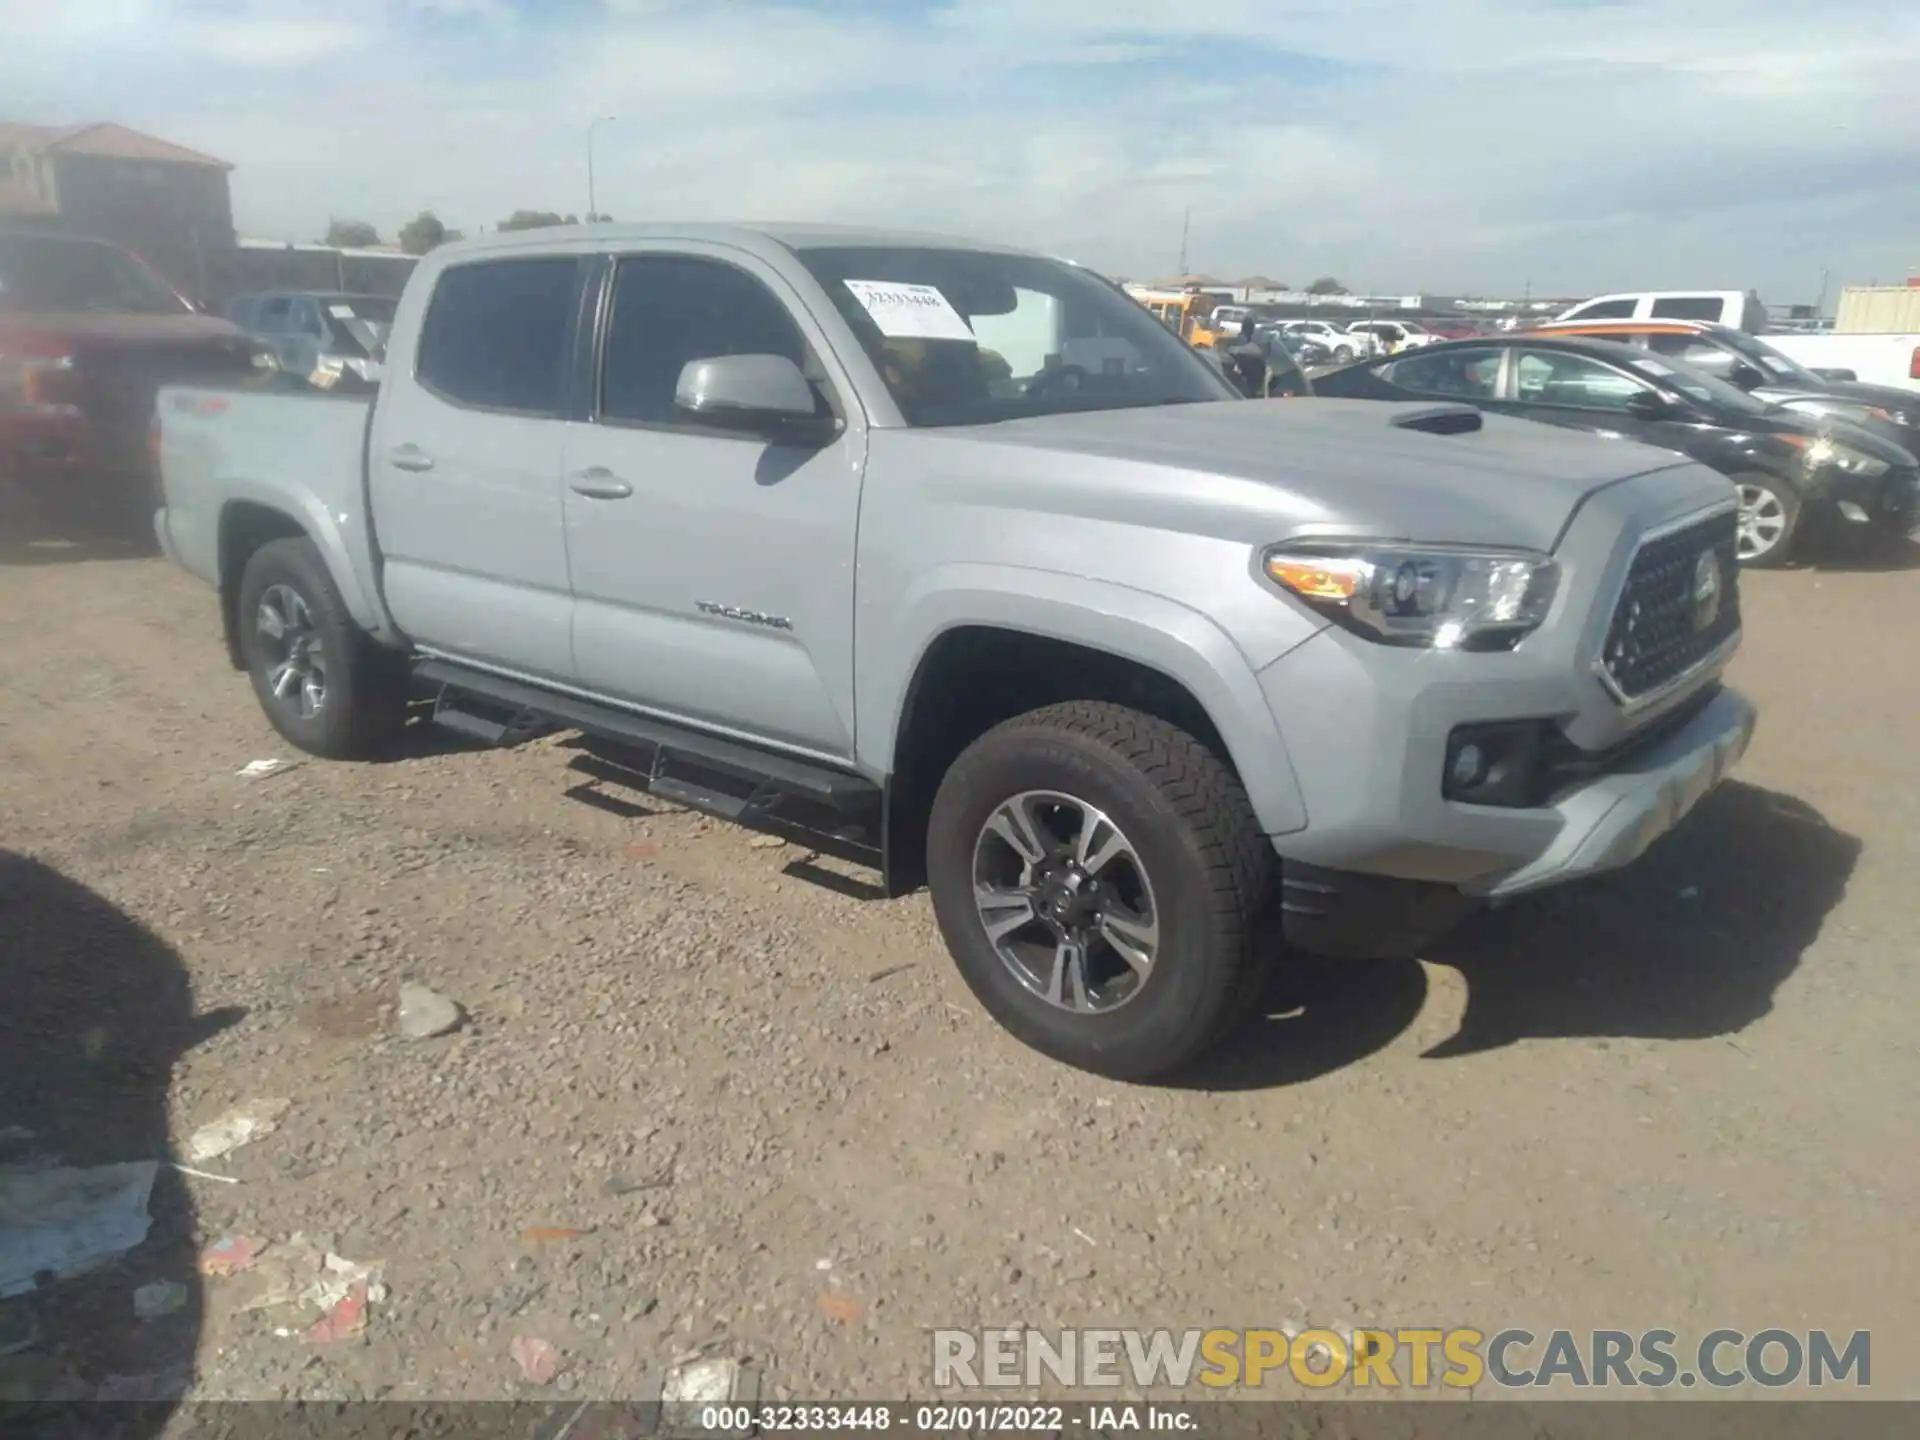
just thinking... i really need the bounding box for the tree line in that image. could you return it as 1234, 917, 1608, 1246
321, 211, 615, 255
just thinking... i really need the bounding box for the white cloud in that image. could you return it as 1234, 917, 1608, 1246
3, 0, 1915, 297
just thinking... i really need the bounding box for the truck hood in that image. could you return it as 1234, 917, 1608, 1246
1757, 377, 1920, 417
946, 398, 1702, 552
0, 310, 246, 349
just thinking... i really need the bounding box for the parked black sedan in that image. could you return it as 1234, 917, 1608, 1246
1313, 334, 1920, 566
1530, 318, 1920, 463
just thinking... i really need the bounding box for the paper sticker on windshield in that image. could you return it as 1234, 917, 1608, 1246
842, 280, 975, 342
1631, 358, 1677, 377
328, 304, 357, 319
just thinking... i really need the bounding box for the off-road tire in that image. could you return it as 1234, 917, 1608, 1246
926, 701, 1276, 1081
236, 537, 409, 759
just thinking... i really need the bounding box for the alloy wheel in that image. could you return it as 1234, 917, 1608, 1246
1736, 482, 1788, 561
970, 790, 1160, 1015
255, 583, 328, 720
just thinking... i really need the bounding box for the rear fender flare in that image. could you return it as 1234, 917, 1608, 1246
217, 484, 394, 642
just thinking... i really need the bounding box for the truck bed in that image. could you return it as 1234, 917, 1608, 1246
153, 381, 374, 593
1765, 332, 1920, 394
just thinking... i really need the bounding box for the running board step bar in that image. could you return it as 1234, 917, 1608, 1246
416, 657, 876, 808
416, 657, 893, 891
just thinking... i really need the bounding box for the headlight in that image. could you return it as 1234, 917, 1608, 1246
1783, 434, 1890, 478
1263, 541, 1559, 650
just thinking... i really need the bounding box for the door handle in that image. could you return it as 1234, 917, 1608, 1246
388, 446, 435, 473
568, 467, 633, 500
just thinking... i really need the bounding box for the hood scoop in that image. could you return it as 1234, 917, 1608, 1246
1389, 404, 1484, 436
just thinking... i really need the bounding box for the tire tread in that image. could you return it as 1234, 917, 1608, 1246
943, 700, 1275, 1076
238, 537, 408, 760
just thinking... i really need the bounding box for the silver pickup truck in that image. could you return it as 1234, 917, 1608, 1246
154, 223, 1757, 1079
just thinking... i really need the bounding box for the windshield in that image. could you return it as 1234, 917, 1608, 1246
0, 234, 191, 316
796, 246, 1237, 426
1715, 326, 1823, 386
321, 295, 398, 358
1626, 350, 1770, 415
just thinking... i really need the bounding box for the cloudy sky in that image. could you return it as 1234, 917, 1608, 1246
7, 0, 1916, 301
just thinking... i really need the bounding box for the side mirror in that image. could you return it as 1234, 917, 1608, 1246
675, 354, 839, 444
1626, 390, 1681, 421
1728, 361, 1766, 391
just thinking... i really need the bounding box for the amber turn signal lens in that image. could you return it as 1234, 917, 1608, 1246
1266, 556, 1364, 602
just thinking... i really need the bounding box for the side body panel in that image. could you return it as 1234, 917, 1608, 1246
559, 241, 873, 762
154, 387, 396, 640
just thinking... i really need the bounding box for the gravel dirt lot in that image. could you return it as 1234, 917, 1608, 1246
2, 530, 1917, 1408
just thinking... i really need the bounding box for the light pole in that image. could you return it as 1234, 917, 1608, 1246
587, 115, 617, 222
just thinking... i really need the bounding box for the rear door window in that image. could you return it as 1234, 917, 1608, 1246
1643, 332, 1738, 377
1562, 298, 1636, 321
415, 258, 580, 416
1385, 347, 1504, 400
255, 296, 297, 334
1650, 296, 1726, 322
1514, 350, 1651, 411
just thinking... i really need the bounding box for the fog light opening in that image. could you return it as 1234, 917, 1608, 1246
1449, 742, 1488, 791
1443, 721, 1550, 807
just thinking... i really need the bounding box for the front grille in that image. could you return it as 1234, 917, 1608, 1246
1599, 509, 1741, 704
1883, 470, 1920, 521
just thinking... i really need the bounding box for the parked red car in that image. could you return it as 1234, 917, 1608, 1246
1, 229, 266, 545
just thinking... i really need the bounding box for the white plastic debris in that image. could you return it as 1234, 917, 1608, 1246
238, 758, 299, 779
396, 982, 463, 1040
663, 1357, 747, 1405
299, 1251, 387, 1311
0, 1160, 159, 1298
184, 1098, 291, 1163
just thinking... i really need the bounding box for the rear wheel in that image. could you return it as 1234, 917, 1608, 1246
926, 702, 1276, 1081
237, 537, 408, 759
1733, 473, 1802, 568
1333, 345, 1356, 363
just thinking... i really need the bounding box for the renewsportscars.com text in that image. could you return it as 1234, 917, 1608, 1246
932, 1327, 1871, 1390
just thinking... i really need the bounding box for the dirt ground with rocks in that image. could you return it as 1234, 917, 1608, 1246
2, 530, 1917, 1411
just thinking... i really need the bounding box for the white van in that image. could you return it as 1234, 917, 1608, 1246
1552, 290, 1769, 333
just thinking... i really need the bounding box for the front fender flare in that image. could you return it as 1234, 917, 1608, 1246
860, 563, 1311, 836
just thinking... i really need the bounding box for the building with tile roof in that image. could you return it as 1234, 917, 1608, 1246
1, 121, 237, 296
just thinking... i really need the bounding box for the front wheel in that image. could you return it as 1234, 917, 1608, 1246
1333, 345, 1356, 363
237, 537, 409, 759
926, 702, 1276, 1081
1734, 473, 1802, 568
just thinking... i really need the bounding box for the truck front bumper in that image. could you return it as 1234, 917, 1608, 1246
1270, 687, 1755, 958
1465, 684, 1754, 896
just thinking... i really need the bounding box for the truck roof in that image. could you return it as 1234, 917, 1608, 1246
436, 221, 1036, 263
